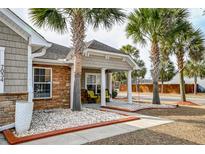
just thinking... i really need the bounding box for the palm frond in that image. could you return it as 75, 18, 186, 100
85, 8, 126, 30
29, 8, 67, 34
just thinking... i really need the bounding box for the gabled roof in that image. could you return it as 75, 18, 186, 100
0, 9, 51, 47
36, 43, 71, 60
39, 40, 128, 60
85, 40, 127, 55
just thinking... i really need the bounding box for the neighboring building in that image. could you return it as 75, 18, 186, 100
0, 9, 138, 126
165, 73, 205, 92
119, 73, 205, 93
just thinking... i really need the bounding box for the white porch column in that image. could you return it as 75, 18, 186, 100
28, 45, 33, 102
101, 68, 106, 106
108, 73, 112, 101
70, 65, 74, 110
127, 70, 132, 104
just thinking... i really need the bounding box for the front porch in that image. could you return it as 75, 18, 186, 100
80, 67, 133, 106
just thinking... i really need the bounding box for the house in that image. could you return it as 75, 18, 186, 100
165, 72, 205, 93
119, 72, 205, 93
0, 9, 138, 126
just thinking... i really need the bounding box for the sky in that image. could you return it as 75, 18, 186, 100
11, 8, 205, 78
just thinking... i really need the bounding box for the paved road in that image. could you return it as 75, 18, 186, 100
119, 93, 205, 105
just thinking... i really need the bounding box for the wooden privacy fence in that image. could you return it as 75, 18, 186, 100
119, 84, 195, 94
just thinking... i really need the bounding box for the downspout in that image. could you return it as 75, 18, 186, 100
28, 45, 33, 103
0, 45, 48, 132
31, 47, 47, 58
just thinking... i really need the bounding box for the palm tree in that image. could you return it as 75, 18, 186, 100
30, 8, 126, 111
184, 60, 205, 94
112, 72, 127, 83
121, 44, 139, 56
159, 37, 176, 93
169, 18, 205, 101
159, 59, 175, 93
120, 44, 146, 92
126, 9, 173, 104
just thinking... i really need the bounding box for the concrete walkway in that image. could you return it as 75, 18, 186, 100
0, 106, 173, 145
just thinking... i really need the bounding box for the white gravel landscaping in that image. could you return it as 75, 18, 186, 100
14, 108, 125, 137
107, 100, 176, 111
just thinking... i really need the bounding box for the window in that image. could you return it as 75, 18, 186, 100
85, 73, 101, 94
33, 67, 52, 99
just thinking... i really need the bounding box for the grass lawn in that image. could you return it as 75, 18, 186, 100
87, 105, 205, 145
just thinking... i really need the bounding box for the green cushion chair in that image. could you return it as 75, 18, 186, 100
105, 89, 111, 102
87, 90, 98, 103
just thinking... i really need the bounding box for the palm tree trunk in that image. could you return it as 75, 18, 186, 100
161, 80, 164, 94
194, 75, 197, 95
71, 12, 85, 111
179, 70, 186, 101
161, 70, 164, 93
177, 51, 186, 102
151, 41, 160, 104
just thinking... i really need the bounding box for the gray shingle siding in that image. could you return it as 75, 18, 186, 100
0, 21, 28, 93
82, 55, 132, 70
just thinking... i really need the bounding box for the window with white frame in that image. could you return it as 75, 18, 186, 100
33, 67, 52, 98
85, 73, 101, 94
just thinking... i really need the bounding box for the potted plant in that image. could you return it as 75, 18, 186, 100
15, 101, 33, 134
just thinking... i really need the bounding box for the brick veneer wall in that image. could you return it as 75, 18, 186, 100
0, 93, 28, 126
33, 64, 71, 110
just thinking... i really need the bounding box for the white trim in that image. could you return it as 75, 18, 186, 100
0, 9, 51, 47
33, 58, 74, 65
101, 68, 106, 106
0, 123, 15, 132
0, 10, 29, 41
127, 70, 132, 104
0, 47, 5, 93
84, 48, 139, 70
28, 45, 33, 102
85, 73, 101, 94
33, 67, 52, 99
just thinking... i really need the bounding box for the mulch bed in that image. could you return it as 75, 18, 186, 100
3, 115, 139, 145
177, 101, 199, 106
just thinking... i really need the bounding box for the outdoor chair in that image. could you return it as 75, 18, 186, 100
105, 89, 111, 102
87, 90, 98, 103
81, 89, 89, 103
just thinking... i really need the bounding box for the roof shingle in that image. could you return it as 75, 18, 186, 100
37, 40, 127, 60
86, 40, 127, 55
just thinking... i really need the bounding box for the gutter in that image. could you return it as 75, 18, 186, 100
32, 47, 47, 58
33, 58, 74, 65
